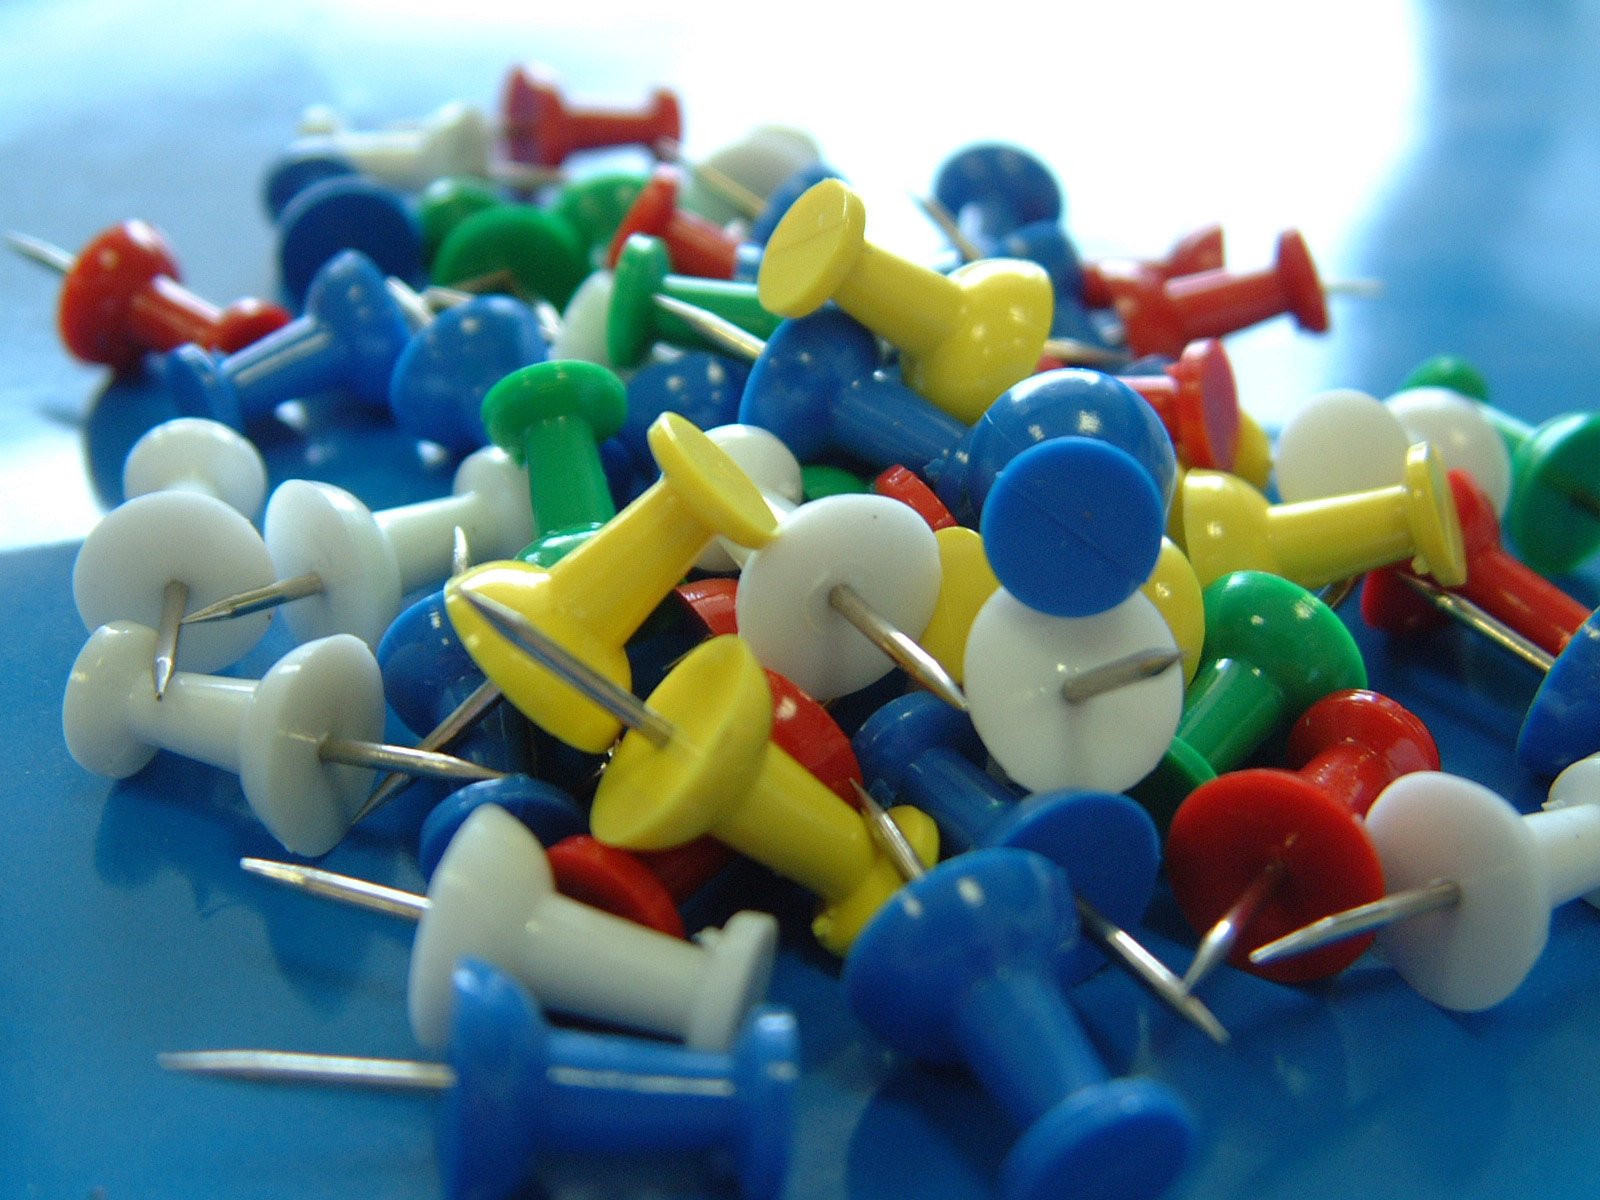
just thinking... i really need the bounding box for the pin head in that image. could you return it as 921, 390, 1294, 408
546, 835, 690, 939
603, 168, 679, 267
277, 178, 425, 311
432, 205, 588, 311
1399, 441, 1467, 586
1359, 565, 1447, 636
58, 221, 179, 370
553, 171, 648, 259
757, 177, 867, 317
647, 412, 779, 550
1400, 354, 1491, 401
416, 175, 501, 260
482, 360, 627, 462
417, 776, 588, 881
1502, 410, 1600, 577
1273, 229, 1329, 334
931, 143, 1062, 244
619, 353, 751, 481
1286, 689, 1440, 790
607, 233, 673, 364
1165, 338, 1240, 471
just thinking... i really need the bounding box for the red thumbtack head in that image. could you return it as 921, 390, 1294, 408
1080, 223, 1227, 309
501, 66, 682, 168
58, 222, 291, 372
1118, 339, 1240, 471
1166, 688, 1437, 983
675, 577, 739, 637
872, 465, 959, 531
547, 834, 732, 939
605, 169, 738, 279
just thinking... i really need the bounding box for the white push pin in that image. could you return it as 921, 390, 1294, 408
64, 623, 386, 857
962, 589, 1184, 794
244, 803, 778, 1051
697, 425, 804, 573
1385, 385, 1513, 516
735, 493, 958, 706
1273, 389, 1412, 504
665, 126, 821, 226
184, 447, 533, 648
548, 270, 621, 366
1250, 769, 1600, 1011
73, 417, 277, 696
288, 101, 500, 192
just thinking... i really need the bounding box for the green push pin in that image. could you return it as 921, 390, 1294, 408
801, 464, 869, 502
608, 234, 780, 367
432, 205, 588, 310
1405, 354, 1600, 577
554, 172, 648, 264
1130, 571, 1368, 831
479, 362, 625, 568
417, 177, 502, 264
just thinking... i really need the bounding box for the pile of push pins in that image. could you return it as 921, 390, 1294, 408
26, 59, 1600, 1200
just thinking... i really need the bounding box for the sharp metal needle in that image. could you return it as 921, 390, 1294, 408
910, 192, 983, 264
160, 1049, 454, 1090
850, 780, 927, 885
6, 230, 75, 273
829, 583, 967, 712
655, 138, 767, 220
1075, 897, 1231, 1046
181, 572, 325, 625
1248, 878, 1462, 967
1040, 336, 1127, 367
1059, 647, 1183, 705
1316, 576, 1359, 610
152, 578, 188, 701
352, 678, 506, 825
1323, 278, 1385, 298
455, 586, 678, 748
1398, 574, 1555, 672
386, 276, 437, 331
653, 293, 769, 362
1182, 859, 1287, 991
317, 737, 505, 784
451, 524, 472, 578
240, 856, 430, 920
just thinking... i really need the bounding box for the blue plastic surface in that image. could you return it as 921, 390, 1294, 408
13, 5, 1600, 1200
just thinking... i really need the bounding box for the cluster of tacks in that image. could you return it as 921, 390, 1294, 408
30, 61, 1600, 1200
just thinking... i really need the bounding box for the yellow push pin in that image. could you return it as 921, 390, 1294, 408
590, 634, 940, 956
1141, 537, 1205, 687
919, 527, 999, 686
1182, 441, 1467, 591
757, 178, 1053, 424
445, 411, 777, 753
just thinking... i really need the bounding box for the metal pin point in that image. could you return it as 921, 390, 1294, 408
181, 572, 325, 626
6, 230, 75, 273
1316, 576, 1359, 610
240, 856, 431, 920
828, 583, 968, 712
850, 780, 927, 885
1248, 878, 1463, 966
317, 736, 505, 784
1398, 574, 1555, 672
1322, 278, 1386, 298
1181, 858, 1288, 991
910, 192, 984, 264
451, 525, 472, 578
1058, 647, 1183, 705
1074, 896, 1231, 1046
652, 293, 769, 362
455, 586, 678, 748
385, 276, 438, 332
161, 1049, 454, 1090
654, 137, 767, 220
352, 678, 506, 824
152, 578, 188, 701
1039, 336, 1128, 367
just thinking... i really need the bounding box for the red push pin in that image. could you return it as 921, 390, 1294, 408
1079, 223, 1227, 309
871, 465, 959, 531
1165, 688, 1439, 986
605, 168, 738, 280
9, 224, 290, 373
1363, 469, 1593, 656
1118, 339, 1241, 471
1100, 230, 1330, 359
501, 66, 682, 168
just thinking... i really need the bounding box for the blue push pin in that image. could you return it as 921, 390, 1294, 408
607, 351, 751, 486
843, 847, 1196, 1200
260, 151, 357, 221
745, 161, 844, 254
854, 691, 1159, 985
388, 295, 549, 455
737, 309, 968, 472
981, 434, 1166, 618
932, 143, 1063, 251
928, 367, 1177, 528
418, 776, 588, 880
161, 250, 413, 430
162, 957, 800, 1200
277, 174, 427, 308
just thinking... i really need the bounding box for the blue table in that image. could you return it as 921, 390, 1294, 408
5, 3, 1600, 1198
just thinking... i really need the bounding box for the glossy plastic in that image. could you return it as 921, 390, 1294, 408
500, 67, 681, 167
1386, 385, 1512, 515
607, 233, 778, 366
613, 352, 750, 483
431, 205, 588, 311
932, 144, 1062, 246
606, 168, 738, 280
1273, 388, 1410, 503
121, 416, 267, 518
1483, 406, 1600, 577
276, 175, 425, 307
1119, 339, 1240, 471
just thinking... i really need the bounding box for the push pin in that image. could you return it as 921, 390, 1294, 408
286, 99, 496, 191
461, 612, 940, 955
1131, 572, 1367, 828
661, 127, 820, 228
606, 168, 741, 280
1273, 388, 1413, 503
695, 423, 806, 573
501, 67, 681, 168
163, 959, 797, 1200
1094, 229, 1329, 359
63, 624, 496, 856
8, 223, 290, 371
183, 445, 534, 648
1118, 339, 1241, 471
1181, 441, 1467, 591
930, 143, 1062, 251
1383, 384, 1513, 514
161, 250, 411, 430
445, 411, 777, 753
735, 492, 964, 708
872, 465, 958, 530
73, 417, 277, 696
1166, 689, 1439, 988
1250, 768, 1600, 1011
608, 233, 778, 365
843, 847, 1197, 1200
429, 202, 589, 313
962, 588, 1185, 795
758, 178, 1053, 423
247, 803, 779, 1050
1079, 224, 1227, 309
1408, 358, 1600, 577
